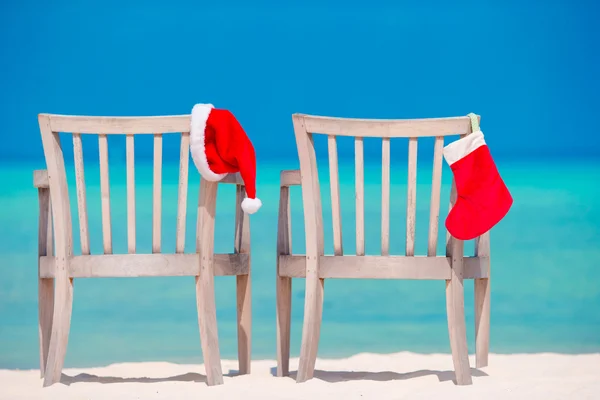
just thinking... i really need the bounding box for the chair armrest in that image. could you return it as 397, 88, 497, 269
220, 172, 244, 185
276, 170, 298, 260
280, 170, 301, 187
34, 170, 49, 189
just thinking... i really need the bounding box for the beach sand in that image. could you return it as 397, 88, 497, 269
1, 352, 598, 399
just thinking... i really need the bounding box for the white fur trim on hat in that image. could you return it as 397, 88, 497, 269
190, 103, 228, 182
442, 130, 486, 166
241, 197, 262, 214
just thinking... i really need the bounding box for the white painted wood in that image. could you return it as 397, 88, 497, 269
475, 232, 491, 368
36, 113, 248, 388
355, 137, 364, 256
72, 133, 90, 255
235, 185, 252, 375
293, 115, 325, 383
38, 114, 75, 387
37, 186, 54, 377
428, 136, 444, 256
406, 137, 417, 256
176, 132, 190, 253
328, 135, 343, 255
282, 112, 484, 386
98, 134, 112, 254
280, 169, 302, 187
276, 185, 292, 377
34, 169, 49, 188
42, 113, 192, 134
39, 253, 249, 278
152, 134, 162, 253
278, 255, 487, 280
220, 172, 243, 185
301, 113, 476, 138
126, 134, 136, 253
381, 138, 390, 256
446, 237, 472, 385
195, 178, 224, 386
445, 164, 471, 385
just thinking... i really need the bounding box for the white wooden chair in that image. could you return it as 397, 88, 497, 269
276, 113, 491, 385
34, 113, 252, 387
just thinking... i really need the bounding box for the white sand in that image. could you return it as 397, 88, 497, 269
1, 353, 599, 400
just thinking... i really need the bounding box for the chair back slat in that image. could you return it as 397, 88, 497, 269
381, 138, 390, 256
327, 135, 343, 256
176, 132, 190, 254
152, 134, 163, 253
354, 137, 365, 256
72, 133, 90, 255
126, 134, 136, 253
427, 136, 444, 256
405, 137, 418, 256
98, 134, 112, 254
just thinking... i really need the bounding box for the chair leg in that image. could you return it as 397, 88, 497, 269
196, 274, 223, 386
276, 185, 292, 377
236, 275, 251, 375
196, 179, 223, 386
235, 186, 252, 375
475, 233, 491, 368
276, 275, 292, 377
39, 278, 54, 378
43, 275, 73, 387
446, 239, 472, 386
38, 188, 54, 378
475, 278, 490, 368
296, 273, 324, 383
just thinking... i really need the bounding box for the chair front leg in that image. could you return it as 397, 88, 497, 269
276, 184, 292, 377
235, 185, 252, 375
475, 232, 491, 368
36, 173, 54, 378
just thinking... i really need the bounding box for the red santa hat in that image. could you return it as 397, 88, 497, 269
190, 104, 262, 214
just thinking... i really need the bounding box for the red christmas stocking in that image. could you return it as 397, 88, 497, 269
442, 114, 513, 240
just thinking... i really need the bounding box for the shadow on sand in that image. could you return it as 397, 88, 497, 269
270, 367, 488, 384
60, 369, 242, 386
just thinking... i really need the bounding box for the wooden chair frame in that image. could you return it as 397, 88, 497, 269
276, 113, 491, 385
35, 113, 252, 387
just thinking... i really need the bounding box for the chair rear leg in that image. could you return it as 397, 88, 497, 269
475, 278, 490, 368
43, 274, 73, 387
38, 189, 54, 378
276, 185, 292, 377
446, 239, 472, 385
236, 274, 251, 375
196, 179, 224, 386
276, 276, 292, 376
296, 273, 324, 383
475, 233, 491, 368
235, 186, 252, 375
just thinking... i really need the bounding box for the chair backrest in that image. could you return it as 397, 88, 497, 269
291, 113, 479, 259
37, 113, 241, 260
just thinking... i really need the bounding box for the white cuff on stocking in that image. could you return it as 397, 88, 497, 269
443, 131, 486, 166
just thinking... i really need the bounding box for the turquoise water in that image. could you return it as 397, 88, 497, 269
1, 157, 599, 369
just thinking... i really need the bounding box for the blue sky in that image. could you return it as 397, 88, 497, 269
1, 0, 598, 163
